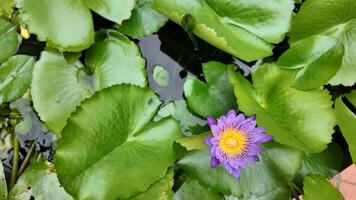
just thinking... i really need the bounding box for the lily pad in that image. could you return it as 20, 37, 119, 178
0, 18, 20, 64
153, 0, 294, 61
81, 0, 135, 24
294, 143, 343, 185
335, 96, 356, 164
289, 0, 356, 86
178, 148, 293, 199
173, 179, 223, 200
277, 35, 344, 90
9, 162, 73, 200
118, 0, 168, 38
55, 85, 182, 200
184, 61, 237, 118
228, 63, 335, 152
303, 174, 344, 200
129, 169, 174, 200
0, 55, 35, 104
176, 132, 210, 151
15, 0, 94, 52
32, 31, 146, 134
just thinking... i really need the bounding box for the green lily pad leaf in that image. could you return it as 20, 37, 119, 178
55, 85, 182, 200
176, 132, 210, 151
15, 0, 94, 52
174, 179, 223, 200
335, 96, 356, 163
118, 0, 168, 38
153, 0, 293, 61
153, 65, 169, 87
0, 162, 7, 200
262, 141, 304, 180
303, 174, 344, 200
294, 143, 343, 185
129, 169, 174, 200
178, 149, 291, 199
278, 35, 344, 90
154, 100, 207, 136
32, 31, 146, 134
184, 61, 237, 118
0, 0, 14, 18
9, 162, 73, 200
0, 55, 35, 104
228, 63, 335, 152
82, 0, 135, 24
0, 18, 20, 64
289, 0, 356, 86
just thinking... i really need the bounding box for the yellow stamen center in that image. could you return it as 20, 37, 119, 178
219, 128, 247, 157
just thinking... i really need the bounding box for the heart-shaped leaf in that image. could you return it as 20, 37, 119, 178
289, 0, 356, 86
335, 95, 356, 164
16, 0, 94, 52
32, 31, 146, 134
303, 174, 344, 200
9, 162, 73, 200
55, 85, 182, 200
228, 63, 335, 152
0, 18, 20, 64
153, 0, 294, 61
0, 55, 35, 104
184, 61, 237, 118
118, 0, 168, 38
81, 0, 135, 24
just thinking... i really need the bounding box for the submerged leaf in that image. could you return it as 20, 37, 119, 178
184, 61, 237, 118
0, 55, 35, 104
55, 85, 182, 200
289, 0, 356, 86
153, 0, 294, 61
153, 65, 169, 87
0, 0, 14, 18
228, 63, 335, 152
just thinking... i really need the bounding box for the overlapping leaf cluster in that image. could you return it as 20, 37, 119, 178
0, 0, 355, 199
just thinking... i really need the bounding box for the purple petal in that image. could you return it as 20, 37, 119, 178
254, 134, 273, 144
211, 125, 221, 136
248, 144, 262, 155
211, 157, 220, 168
204, 136, 214, 146
227, 109, 236, 118
231, 168, 241, 179
207, 116, 217, 126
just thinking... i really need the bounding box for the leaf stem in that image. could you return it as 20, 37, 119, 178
10, 134, 19, 189
18, 142, 36, 176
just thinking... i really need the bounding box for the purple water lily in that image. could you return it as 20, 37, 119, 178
205, 109, 272, 179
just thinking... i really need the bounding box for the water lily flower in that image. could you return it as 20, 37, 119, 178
205, 109, 272, 179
